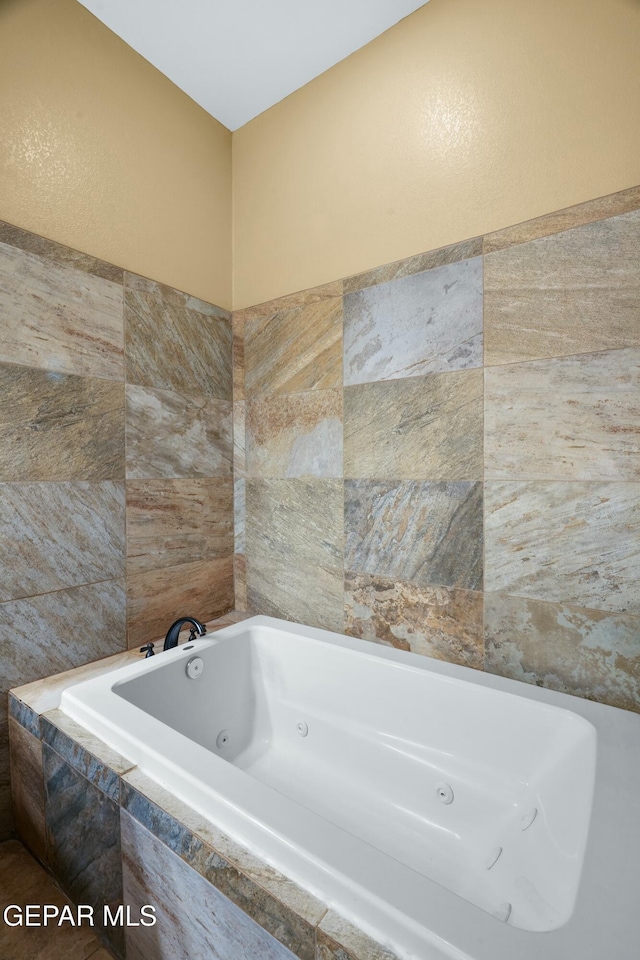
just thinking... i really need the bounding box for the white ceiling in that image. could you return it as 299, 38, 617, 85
77, 0, 430, 131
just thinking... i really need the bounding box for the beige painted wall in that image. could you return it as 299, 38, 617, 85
0, 0, 231, 308
233, 0, 640, 308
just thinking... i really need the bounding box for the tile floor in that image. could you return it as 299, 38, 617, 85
0, 840, 111, 960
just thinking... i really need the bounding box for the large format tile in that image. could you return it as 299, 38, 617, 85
343, 237, 483, 295
235, 280, 343, 325
484, 209, 640, 365
0, 720, 10, 841
41, 710, 134, 802
485, 593, 640, 713
317, 911, 401, 960
44, 745, 124, 959
233, 315, 245, 401
344, 370, 482, 480
344, 480, 483, 590
127, 556, 234, 647
0, 218, 124, 284
121, 810, 297, 960
246, 389, 343, 478
125, 273, 232, 400
9, 719, 46, 861
246, 480, 343, 632
344, 572, 483, 669
234, 478, 245, 554
9, 649, 139, 720
343, 257, 482, 386
244, 297, 343, 397
234, 553, 247, 611
485, 349, 640, 480
125, 384, 232, 479
0, 840, 110, 960
485, 482, 640, 612
121, 777, 320, 960
483, 184, 640, 254
0, 482, 125, 602
126, 478, 233, 575
0, 363, 125, 481
234, 399, 246, 477
122, 768, 325, 930
0, 579, 126, 701
0, 241, 124, 380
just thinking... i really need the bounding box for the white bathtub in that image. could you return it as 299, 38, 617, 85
61, 616, 640, 960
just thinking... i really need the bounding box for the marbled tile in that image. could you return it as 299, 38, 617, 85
8, 694, 41, 739
0, 241, 124, 380
235, 553, 247, 611
10, 649, 139, 718
125, 383, 232, 479
344, 370, 482, 480
0, 363, 125, 481
483, 184, 640, 254
344, 480, 483, 590
233, 315, 245, 401
125, 273, 232, 399
316, 911, 400, 960
122, 768, 326, 929
484, 209, 640, 365
485, 349, 640, 480
246, 389, 343, 478
0, 219, 125, 283
41, 710, 134, 801
9, 718, 45, 861
125, 273, 230, 318
234, 280, 343, 325
44, 745, 124, 959
485, 593, 640, 713
0, 579, 126, 701
485, 482, 640, 612
245, 297, 343, 397
121, 780, 320, 959
246, 480, 343, 632
0, 482, 125, 602
235, 478, 246, 554
0, 840, 111, 960
234, 399, 246, 476
0, 720, 10, 841
121, 810, 298, 960
127, 556, 234, 647
343, 257, 482, 386
343, 237, 483, 295
8, 611, 244, 718
344, 572, 483, 669
126, 478, 233, 575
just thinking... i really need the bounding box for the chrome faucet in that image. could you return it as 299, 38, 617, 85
163, 616, 207, 652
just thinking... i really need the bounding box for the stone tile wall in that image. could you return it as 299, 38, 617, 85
0, 223, 234, 839
234, 185, 640, 715
9, 681, 390, 960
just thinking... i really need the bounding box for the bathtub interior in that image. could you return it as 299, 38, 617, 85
112, 625, 597, 932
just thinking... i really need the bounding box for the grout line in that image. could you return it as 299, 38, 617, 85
0, 353, 125, 383
0, 576, 124, 608
483, 343, 638, 370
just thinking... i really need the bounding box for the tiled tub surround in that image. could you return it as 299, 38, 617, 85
234, 184, 640, 715
7, 628, 399, 960
10, 616, 640, 960
0, 223, 234, 839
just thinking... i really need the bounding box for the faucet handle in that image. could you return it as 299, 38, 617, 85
140, 642, 155, 658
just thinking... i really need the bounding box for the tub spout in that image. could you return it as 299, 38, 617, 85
163, 616, 207, 651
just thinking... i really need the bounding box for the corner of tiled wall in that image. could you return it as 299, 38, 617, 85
236, 185, 640, 715
0, 222, 235, 839
123, 272, 234, 645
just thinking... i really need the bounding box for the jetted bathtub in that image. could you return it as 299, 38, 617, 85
61, 616, 640, 960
